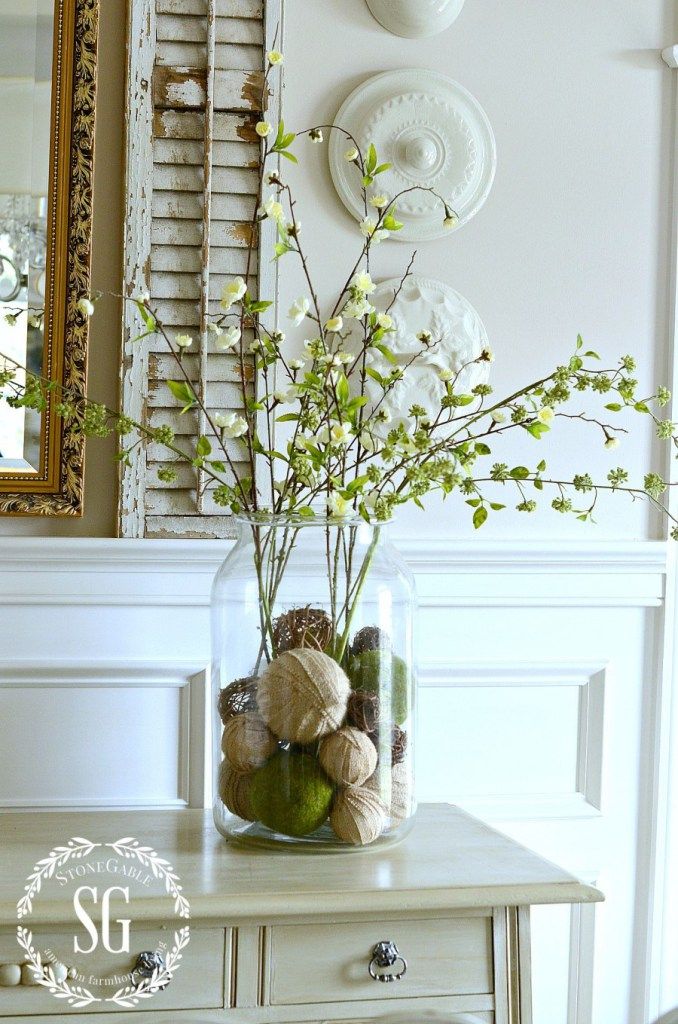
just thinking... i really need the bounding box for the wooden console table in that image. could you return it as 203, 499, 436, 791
0, 804, 602, 1023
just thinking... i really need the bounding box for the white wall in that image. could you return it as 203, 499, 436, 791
280, 0, 675, 540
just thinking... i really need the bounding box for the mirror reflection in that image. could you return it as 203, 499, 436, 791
0, 0, 53, 473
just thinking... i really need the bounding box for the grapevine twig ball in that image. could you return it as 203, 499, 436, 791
330, 786, 387, 845
349, 649, 411, 725
347, 689, 382, 733
350, 625, 391, 657
272, 606, 333, 653
257, 649, 351, 743
250, 751, 334, 837
217, 675, 258, 724
218, 761, 254, 821
319, 726, 378, 787
221, 712, 277, 772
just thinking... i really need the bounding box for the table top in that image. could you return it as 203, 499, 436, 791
0, 804, 602, 925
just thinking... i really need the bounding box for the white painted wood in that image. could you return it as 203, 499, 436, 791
0, 805, 600, 925
268, 917, 493, 1004
0, 928, 227, 1015
121, 0, 269, 538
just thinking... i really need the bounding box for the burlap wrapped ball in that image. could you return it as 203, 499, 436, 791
366, 762, 412, 826
257, 649, 351, 743
349, 650, 411, 726
330, 786, 387, 846
221, 712, 277, 772
319, 726, 377, 787
250, 751, 334, 837
218, 760, 254, 821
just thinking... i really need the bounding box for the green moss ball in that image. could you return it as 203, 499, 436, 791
250, 751, 334, 837
349, 650, 411, 726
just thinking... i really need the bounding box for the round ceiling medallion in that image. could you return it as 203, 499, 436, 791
350, 275, 490, 433
366, 0, 466, 39
329, 70, 496, 243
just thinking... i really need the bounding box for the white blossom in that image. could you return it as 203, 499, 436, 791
267, 50, 283, 65
175, 333, 192, 349
352, 271, 376, 294
605, 437, 620, 450
327, 491, 350, 517
289, 357, 305, 370
206, 322, 223, 337
215, 412, 248, 438
309, 128, 323, 143
77, 297, 94, 317
256, 121, 273, 138
443, 214, 458, 229
344, 147, 359, 162
537, 406, 555, 425
220, 276, 247, 310
325, 316, 343, 333
330, 422, 352, 445
438, 368, 454, 382
215, 325, 241, 352
260, 194, 284, 222
369, 194, 389, 209
377, 313, 393, 330
289, 297, 310, 325
274, 386, 298, 404
343, 296, 373, 320
360, 217, 389, 244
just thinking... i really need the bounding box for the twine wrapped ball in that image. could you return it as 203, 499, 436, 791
390, 761, 413, 825
257, 649, 351, 743
218, 760, 254, 821
330, 786, 387, 846
250, 751, 334, 837
349, 649, 411, 726
221, 712, 278, 772
272, 606, 333, 653
217, 675, 258, 724
319, 726, 378, 787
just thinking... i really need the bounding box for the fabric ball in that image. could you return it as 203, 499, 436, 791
257, 649, 351, 743
349, 650, 411, 725
221, 712, 277, 772
366, 762, 413, 826
319, 726, 378, 787
250, 751, 334, 837
330, 786, 387, 846
218, 760, 254, 821
390, 761, 413, 824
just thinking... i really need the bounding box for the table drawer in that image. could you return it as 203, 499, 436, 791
0, 927, 227, 1015
268, 917, 493, 1005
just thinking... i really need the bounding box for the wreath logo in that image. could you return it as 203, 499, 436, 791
16, 836, 191, 1009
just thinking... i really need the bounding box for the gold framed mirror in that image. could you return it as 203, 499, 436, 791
0, 0, 98, 515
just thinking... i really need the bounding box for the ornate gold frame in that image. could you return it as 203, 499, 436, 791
0, 0, 99, 515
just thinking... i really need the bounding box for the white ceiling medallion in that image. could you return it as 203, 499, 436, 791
356, 275, 490, 432
329, 69, 496, 242
366, 0, 466, 38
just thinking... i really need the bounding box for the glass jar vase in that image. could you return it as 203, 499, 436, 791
211, 514, 417, 850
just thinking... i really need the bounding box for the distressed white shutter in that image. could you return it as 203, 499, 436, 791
121, 0, 280, 538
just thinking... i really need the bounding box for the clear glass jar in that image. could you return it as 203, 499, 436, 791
211, 514, 417, 850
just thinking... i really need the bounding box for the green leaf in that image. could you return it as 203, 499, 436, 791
297, 506, 315, 517
526, 422, 549, 439
584, 350, 600, 359
210, 460, 226, 473
167, 379, 196, 413
536, 459, 547, 472
474, 442, 491, 455
249, 300, 273, 313
490, 502, 506, 511
276, 412, 300, 422
374, 162, 391, 175
196, 435, 211, 457
533, 479, 544, 490
336, 373, 350, 404
456, 394, 475, 406
473, 506, 488, 529
279, 149, 298, 163
366, 143, 377, 174
605, 403, 623, 412
634, 401, 650, 413
274, 119, 285, 148
362, 175, 374, 187
382, 214, 404, 232
509, 466, 530, 480
576, 335, 583, 350
466, 498, 481, 507
374, 342, 397, 365
280, 132, 296, 149
366, 367, 386, 386
569, 355, 583, 371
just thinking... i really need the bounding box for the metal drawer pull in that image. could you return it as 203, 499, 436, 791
368, 940, 407, 982
131, 951, 169, 990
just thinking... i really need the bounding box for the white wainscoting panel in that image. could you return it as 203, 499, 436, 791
0, 536, 672, 1024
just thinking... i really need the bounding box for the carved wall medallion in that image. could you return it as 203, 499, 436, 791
366, 0, 466, 38
329, 70, 496, 242
355, 275, 490, 433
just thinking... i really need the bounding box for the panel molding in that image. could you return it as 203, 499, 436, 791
0, 661, 208, 809
419, 660, 607, 821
